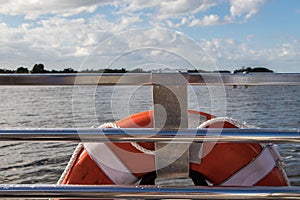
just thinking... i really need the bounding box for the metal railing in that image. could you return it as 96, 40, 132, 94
0, 128, 299, 199
0, 128, 299, 143
0, 72, 299, 85
0, 73, 299, 199
0, 184, 299, 199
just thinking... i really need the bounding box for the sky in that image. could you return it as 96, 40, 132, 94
0, 0, 299, 72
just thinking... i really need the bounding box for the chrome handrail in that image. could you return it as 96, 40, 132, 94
0, 128, 299, 143
0, 73, 299, 199
0, 185, 299, 199
0, 73, 299, 85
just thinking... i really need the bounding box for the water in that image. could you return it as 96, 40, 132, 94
0, 85, 299, 185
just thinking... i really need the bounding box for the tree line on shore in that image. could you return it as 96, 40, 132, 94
0, 63, 273, 74
0, 64, 77, 74
0, 64, 148, 74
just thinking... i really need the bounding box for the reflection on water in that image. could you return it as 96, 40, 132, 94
0, 85, 299, 185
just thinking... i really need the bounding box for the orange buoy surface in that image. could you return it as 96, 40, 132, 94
60, 110, 289, 186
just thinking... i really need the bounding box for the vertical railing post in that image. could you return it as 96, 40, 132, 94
152, 71, 193, 185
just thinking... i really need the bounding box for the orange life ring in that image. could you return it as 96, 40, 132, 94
60, 110, 289, 186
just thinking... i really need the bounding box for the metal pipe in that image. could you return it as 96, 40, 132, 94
0, 184, 299, 199
0, 73, 299, 85
0, 128, 299, 143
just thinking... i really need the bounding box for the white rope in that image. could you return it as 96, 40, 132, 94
98, 123, 155, 156
100, 123, 155, 155
131, 117, 250, 155
57, 123, 120, 185
130, 141, 155, 155
198, 117, 290, 186
57, 143, 83, 184
99, 122, 120, 129
197, 117, 249, 129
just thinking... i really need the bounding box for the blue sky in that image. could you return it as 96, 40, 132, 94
0, 0, 299, 72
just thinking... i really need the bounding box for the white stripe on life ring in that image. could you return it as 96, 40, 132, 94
221, 145, 279, 186
84, 143, 138, 184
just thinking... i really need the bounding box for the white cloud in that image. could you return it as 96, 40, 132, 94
0, 0, 298, 72
0, 16, 114, 69
153, 0, 268, 28
119, 15, 142, 30
0, 18, 299, 72
183, 0, 269, 27
277, 40, 300, 58
88, 14, 142, 34
124, 0, 216, 16
123, 0, 161, 11
157, 0, 217, 19
122, 0, 219, 27
197, 38, 300, 72
229, 0, 268, 19
0, 0, 268, 28
166, 14, 223, 28
67, 27, 222, 71
166, 17, 188, 28
189, 14, 220, 26
25, 18, 96, 52
0, 0, 110, 20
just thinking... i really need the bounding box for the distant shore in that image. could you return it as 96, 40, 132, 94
0, 64, 274, 74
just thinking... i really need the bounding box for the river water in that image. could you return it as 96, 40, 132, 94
0, 85, 299, 185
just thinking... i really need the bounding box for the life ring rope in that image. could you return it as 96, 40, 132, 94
197, 117, 249, 129
130, 116, 249, 155
57, 143, 83, 184
196, 116, 290, 186
57, 123, 119, 184
105, 123, 156, 155
130, 141, 155, 155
